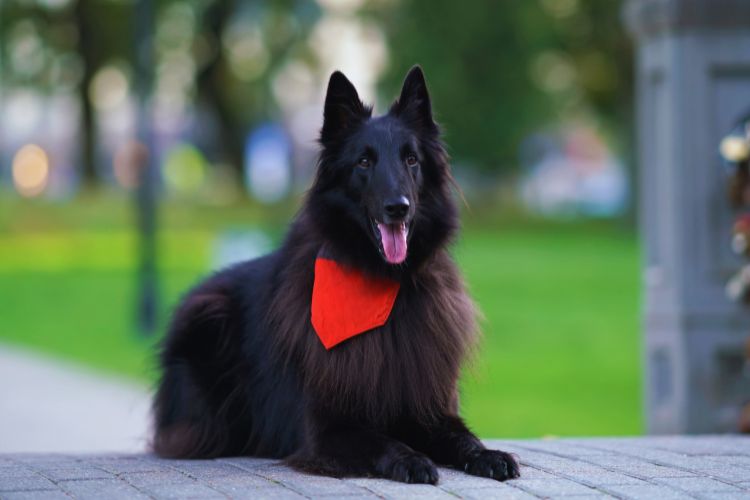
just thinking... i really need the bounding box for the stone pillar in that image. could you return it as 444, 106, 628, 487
625, 0, 750, 433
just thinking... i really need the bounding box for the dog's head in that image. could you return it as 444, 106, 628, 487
307, 66, 458, 272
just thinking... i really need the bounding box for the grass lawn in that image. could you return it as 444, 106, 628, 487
0, 194, 642, 437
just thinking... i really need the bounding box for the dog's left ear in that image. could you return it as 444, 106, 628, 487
321, 71, 370, 145
391, 65, 437, 133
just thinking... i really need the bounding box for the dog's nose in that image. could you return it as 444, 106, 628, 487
384, 196, 410, 219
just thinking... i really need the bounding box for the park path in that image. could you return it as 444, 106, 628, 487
2, 436, 750, 498
0, 343, 150, 453
2, 344, 750, 498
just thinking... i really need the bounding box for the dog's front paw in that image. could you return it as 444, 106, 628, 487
463, 449, 520, 481
386, 452, 439, 484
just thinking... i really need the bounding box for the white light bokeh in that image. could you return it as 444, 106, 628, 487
90, 65, 130, 112
12, 144, 51, 198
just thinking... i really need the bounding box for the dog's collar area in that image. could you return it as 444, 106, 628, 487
311, 256, 400, 349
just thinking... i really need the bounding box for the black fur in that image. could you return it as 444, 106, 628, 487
153, 66, 520, 484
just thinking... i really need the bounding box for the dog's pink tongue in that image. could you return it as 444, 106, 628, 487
377, 223, 407, 264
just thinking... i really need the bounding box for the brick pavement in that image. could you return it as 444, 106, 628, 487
1, 436, 749, 499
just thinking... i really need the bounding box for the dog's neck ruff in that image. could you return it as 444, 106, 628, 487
311, 251, 400, 350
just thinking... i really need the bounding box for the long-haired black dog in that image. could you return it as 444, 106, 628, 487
153, 66, 520, 484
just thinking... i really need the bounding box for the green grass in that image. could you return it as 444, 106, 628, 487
456, 223, 641, 436
0, 194, 642, 437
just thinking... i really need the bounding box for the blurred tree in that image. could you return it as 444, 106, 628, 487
554, 0, 634, 154
69, 0, 132, 188
72, 0, 98, 188
373, 0, 633, 172
1, 0, 631, 184
1, 0, 132, 188
195, 0, 243, 172
193, 0, 320, 179
0, 0, 320, 189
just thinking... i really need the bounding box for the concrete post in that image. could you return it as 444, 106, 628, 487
626, 0, 750, 433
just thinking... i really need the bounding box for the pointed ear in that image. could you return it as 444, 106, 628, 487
321, 71, 369, 144
391, 65, 437, 132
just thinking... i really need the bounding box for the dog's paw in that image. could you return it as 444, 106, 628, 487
463, 449, 520, 481
387, 452, 439, 484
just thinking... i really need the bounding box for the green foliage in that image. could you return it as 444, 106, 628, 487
1, 0, 633, 178
375, 0, 554, 170
374, 0, 633, 170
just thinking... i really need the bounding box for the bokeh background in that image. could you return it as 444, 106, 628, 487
0, 0, 638, 440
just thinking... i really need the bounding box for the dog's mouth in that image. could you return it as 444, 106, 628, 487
371, 219, 410, 264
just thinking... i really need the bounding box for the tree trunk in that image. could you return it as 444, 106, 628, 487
74, 0, 98, 189
195, 0, 244, 176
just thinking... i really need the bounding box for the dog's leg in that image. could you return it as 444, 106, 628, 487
394, 414, 520, 481
287, 418, 439, 484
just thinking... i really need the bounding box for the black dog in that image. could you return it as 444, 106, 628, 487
153, 66, 520, 484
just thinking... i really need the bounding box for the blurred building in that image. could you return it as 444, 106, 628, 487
520, 125, 628, 218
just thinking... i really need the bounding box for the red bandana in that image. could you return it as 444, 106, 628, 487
311, 257, 400, 349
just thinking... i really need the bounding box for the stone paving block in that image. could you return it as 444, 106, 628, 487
516, 451, 571, 468
217, 457, 282, 470
9, 456, 74, 465
347, 477, 457, 499
84, 456, 166, 473
691, 465, 750, 483
203, 472, 280, 490
695, 494, 750, 500
605, 483, 696, 500
215, 487, 309, 500
513, 440, 618, 458
0, 474, 57, 492
654, 476, 743, 493
596, 460, 698, 479
38, 466, 113, 481
254, 465, 369, 497
58, 478, 151, 500
143, 481, 226, 499
634, 454, 711, 470
3, 436, 750, 498
606, 447, 694, 465
1, 491, 73, 500
511, 478, 598, 496
559, 468, 650, 486
653, 437, 750, 456
545, 496, 618, 500
119, 469, 193, 487
446, 485, 539, 499
585, 455, 652, 468
167, 461, 248, 479
136, 456, 197, 467
0, 466, 36, 478
514, 465, 557, 479
704, 456, 750, 469
560, 441, 633, 455
535, 459, 614, 476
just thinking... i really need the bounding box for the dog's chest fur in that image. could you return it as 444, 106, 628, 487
267, 238, 477, 425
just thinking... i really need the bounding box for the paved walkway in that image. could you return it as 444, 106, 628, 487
0, 344, 150, 453
1, 436, 749, 499
1, 345, 749, 498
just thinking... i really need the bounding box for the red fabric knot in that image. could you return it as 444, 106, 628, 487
311, 257, 400, 349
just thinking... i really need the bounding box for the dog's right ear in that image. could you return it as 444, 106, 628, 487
390, 65, 437, 134
321, 71, 369, 145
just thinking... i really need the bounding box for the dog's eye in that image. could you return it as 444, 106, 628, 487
358, 157, 371, 168
405, 154, 418, 167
